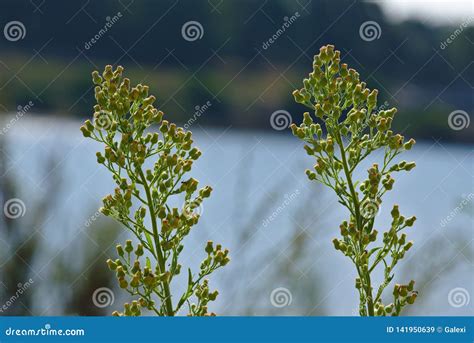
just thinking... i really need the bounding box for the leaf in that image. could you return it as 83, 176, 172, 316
187, 268, 193, 286
146, 257, 152, 270
144, 230, 155, 255
368, 247, 382, 258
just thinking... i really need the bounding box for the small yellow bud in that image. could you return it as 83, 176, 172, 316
205, 241, 213, 254
125, 240, 133, 253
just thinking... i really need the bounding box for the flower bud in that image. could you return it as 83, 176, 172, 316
398, 233, 406, 245
405, 216, 416, 227
404, 138, 416, 150
205, 241, 213, 254
96, 152, 105, 164
116, 266, 125, 278
135, 244, 144, 257
319, 46, 329, 62
130, 275, 140, 288
407, 292, 417, 304
160, 120, 169, 133
292, 90, 305, 103
80, 125, 91, 137
209, 290, 219, 301
116, 244, 124, 257
391, 205, 400, 219
106, 259, 117, 270
393, 284, 400, 297
404, 241, 413, 251
92, 71, 102, 85
125, 240, 133, 253
103, 65, 113, 81
305, 169, 317, 180
119, 278, 128, 289
315, 103, 324, 118
369, 230, 378, 242
404, 162, 416, 171
200, 186, 212, 198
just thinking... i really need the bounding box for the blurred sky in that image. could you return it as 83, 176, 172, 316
374, 0, 474, 25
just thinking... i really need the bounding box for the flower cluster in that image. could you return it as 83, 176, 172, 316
81, 65, 229, 316
291, 45, 417, 316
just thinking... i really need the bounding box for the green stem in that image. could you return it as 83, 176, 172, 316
335, 133, 375, 316
138, 168, 174, 316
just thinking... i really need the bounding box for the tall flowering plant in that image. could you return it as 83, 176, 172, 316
291, 45, 417, 316
81, 65, 229, 316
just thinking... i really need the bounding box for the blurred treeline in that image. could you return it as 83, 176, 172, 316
0, 0, 472, 142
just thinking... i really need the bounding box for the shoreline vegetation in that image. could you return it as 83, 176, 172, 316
0, 52, 471, 143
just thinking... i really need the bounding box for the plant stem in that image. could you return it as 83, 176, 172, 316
138, 168, 174, 316
335, 133, 375, 316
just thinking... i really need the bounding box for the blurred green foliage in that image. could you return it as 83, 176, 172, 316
0, 0, 472, 143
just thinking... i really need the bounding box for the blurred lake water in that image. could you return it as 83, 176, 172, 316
2, 116, 473, 316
